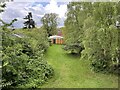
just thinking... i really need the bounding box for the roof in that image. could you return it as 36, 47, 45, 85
49, 35, 63, 39
12, 33, 25, 38
116, 21, 120, 26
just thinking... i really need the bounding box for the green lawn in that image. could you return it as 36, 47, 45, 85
40, 45, 118, 88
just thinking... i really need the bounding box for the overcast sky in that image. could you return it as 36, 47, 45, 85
0, 0, 68, 28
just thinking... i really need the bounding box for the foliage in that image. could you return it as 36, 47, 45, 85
0, 18, 17, 30
83, 2, 119, 74
41, 13, 58, 37
0, 1, 53, 89
0, 0, 13, 12
64, 2, 93, 54
2, 27, 54, 88
0, 3, 6, 13
64, 2, 120, 74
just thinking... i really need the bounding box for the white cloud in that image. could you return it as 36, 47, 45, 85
0, 0, 67, 28
45, 0, 67, 18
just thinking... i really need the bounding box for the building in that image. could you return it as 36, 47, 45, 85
58, 29, 62, 36
49, 35, 64, 44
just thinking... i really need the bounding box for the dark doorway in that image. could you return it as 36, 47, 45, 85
53, 39, 56, 44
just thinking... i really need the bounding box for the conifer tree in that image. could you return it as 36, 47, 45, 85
23, 12, 35, 29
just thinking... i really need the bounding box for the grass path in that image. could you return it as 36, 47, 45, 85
41, 45, 118, 88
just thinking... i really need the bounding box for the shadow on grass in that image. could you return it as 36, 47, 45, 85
64, 53, 81, 59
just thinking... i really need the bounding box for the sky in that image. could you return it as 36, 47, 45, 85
0, 0, 69, 28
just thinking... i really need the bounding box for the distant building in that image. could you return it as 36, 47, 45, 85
48, 35, 64, 44
48, 29, 64, 44
12, 33, 25, 38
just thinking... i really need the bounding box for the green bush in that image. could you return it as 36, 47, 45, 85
63, 43, 84, 54
2, 28, 54, 88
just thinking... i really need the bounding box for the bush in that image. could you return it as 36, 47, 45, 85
63, 43, 84, 54
2, 28, 54, 88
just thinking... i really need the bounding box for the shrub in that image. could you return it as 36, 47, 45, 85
2, 28, 54, 88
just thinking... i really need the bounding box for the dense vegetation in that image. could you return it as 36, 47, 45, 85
1, 27, 54, 88
0, 1, 54, 88
0, 1, 119, 89
64, 2, 120, 74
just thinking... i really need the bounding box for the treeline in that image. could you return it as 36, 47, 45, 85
64, 2, 120, 74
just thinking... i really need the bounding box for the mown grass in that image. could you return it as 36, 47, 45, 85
40, 45, 118, 88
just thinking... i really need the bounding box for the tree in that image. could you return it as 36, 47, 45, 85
82, 2, 119, 73
41, 13, 58, 37
64, 2, 119, 74
64, 2, 92, 54
23, 12, 35, 29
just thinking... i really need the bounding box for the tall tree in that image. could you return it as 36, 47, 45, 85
41, 13, 58, 37
64, 2, 119, 74
64, 2, 93, 54
23, 12, 35, 29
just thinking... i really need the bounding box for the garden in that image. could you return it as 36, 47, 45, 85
0, 1, 119, 89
